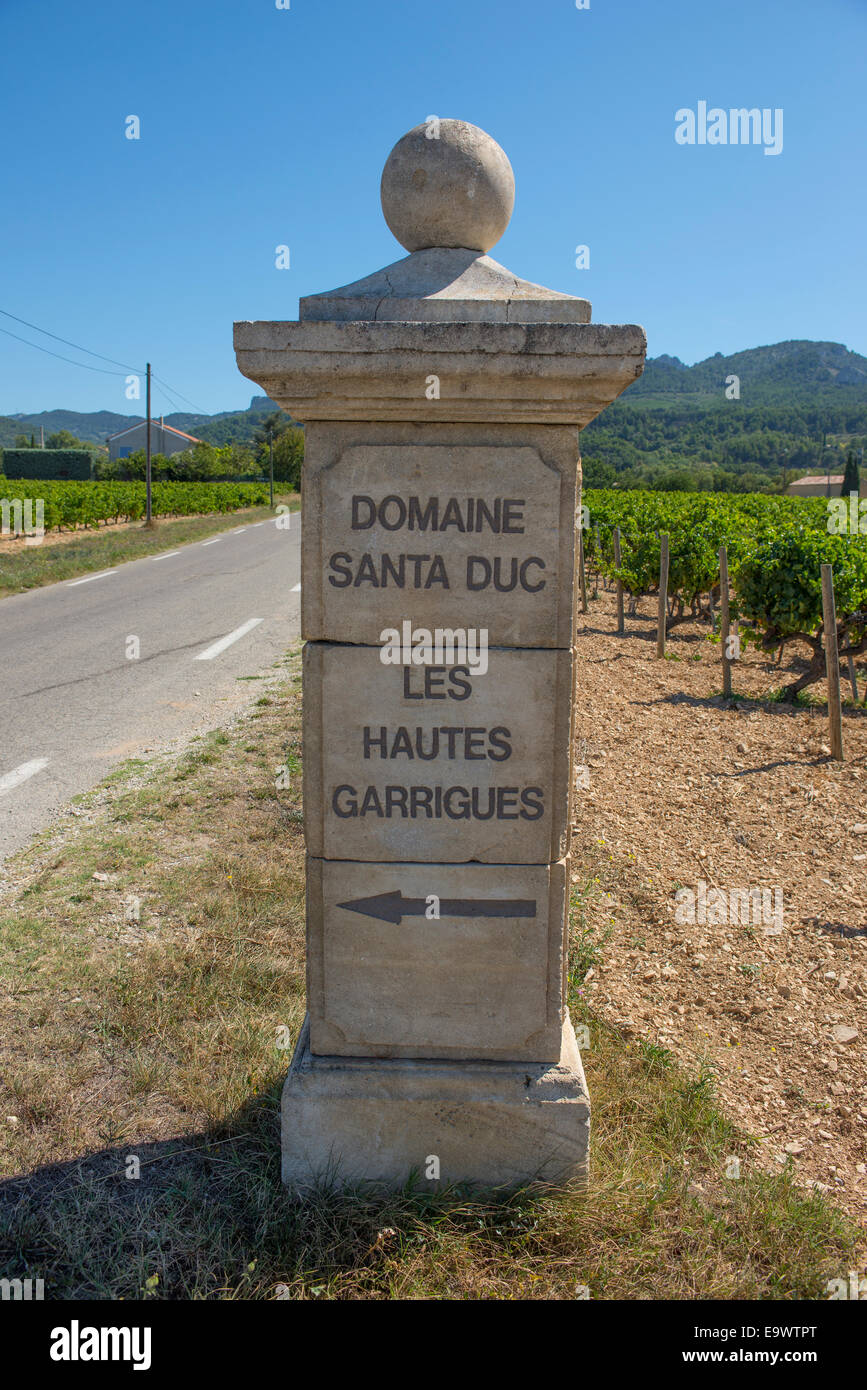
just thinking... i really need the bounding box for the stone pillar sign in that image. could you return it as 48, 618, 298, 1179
235, 119, 646, 1188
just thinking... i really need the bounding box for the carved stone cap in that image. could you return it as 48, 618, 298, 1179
300, 247, 590, 326
234, 319, 647, 426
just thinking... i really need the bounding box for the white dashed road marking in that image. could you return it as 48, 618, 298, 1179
151, 551, 181, 562
194, 618, 264, 662
201, 538, 220, 547
67, 570, 117, 587
0, 759, 49, 796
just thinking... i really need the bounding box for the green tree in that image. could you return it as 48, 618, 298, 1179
253, 410, 294, 448
269, 427, 304, 488
842, 450, 861, 496
252, 415, 304, 489
46, 429, 89, 449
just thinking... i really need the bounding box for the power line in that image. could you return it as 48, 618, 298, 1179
0, 324, 131, 376
151, 372, 205, 415
152, 379, 192, 414
0, 307, 142, 373
0, 306, 207, 416
151, 380, 186, 414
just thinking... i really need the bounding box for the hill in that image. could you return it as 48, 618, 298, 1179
581, 340, 867, 491
0, 409, 143, 449
0, 396, 280, 450
627, 340, 867, 400
3, 342, 866, 492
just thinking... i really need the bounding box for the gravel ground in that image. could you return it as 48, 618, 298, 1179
574, 584, 867, 1239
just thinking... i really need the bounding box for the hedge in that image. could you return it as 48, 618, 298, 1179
1, 449, 95, 481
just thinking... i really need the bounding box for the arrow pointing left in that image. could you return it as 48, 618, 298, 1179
337, 889, 537, 926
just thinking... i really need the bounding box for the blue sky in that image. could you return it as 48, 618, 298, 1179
0, 0, 864, 417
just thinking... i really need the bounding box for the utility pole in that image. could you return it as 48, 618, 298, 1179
780, 445, 792, 494
145, 362, 153, 526
268, 425, 274, 508
819, 430, 833, 498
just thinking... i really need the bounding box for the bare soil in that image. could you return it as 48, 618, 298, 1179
0, 518, 140, 553
574, 585, 867, 1237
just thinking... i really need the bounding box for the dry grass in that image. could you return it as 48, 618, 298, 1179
0, 645, 857, 1299
0, 495, 299, 598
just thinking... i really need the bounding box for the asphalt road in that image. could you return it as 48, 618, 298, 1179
0, 515, 301, 863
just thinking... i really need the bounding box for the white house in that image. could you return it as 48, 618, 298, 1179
786, 474, 866, 499
107, 417, 203, 461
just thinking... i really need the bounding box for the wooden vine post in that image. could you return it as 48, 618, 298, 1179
578, 527, 588, 614
613, 525, 624, 634
821, 563, 844, 761
719, 545, 733, 699
656, 533, 669, 659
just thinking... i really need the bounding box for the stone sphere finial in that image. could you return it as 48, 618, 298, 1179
380, 119, 515, 254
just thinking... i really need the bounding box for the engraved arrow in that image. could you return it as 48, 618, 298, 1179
336, 890, 537, 925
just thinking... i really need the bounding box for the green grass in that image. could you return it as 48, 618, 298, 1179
0, 646, 858, 1299
0, 495, 299, 599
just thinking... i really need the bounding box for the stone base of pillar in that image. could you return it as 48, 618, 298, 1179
281, 1014, 590, 1191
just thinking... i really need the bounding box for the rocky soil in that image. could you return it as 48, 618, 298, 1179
574, 584, 867, 1239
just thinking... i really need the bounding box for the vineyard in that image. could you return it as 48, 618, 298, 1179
583, 489, 867, 702
0, 478, 272, 530
3, 479, 865, 706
